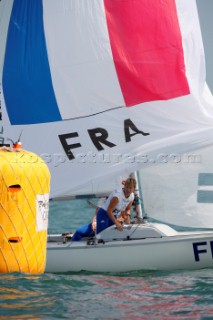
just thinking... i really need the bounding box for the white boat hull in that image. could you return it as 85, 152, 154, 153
46, 223, 213, 273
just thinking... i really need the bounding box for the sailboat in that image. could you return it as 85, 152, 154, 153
1, 0, 213, 272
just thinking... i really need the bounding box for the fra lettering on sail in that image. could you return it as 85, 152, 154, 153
58, 119, 150, 160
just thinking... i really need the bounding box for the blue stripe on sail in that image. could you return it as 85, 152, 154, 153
197, 191, 213, 203
2, 0, 62, 125
198, 173, 213, 186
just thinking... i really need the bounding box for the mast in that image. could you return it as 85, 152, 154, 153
130, 172, 144, 219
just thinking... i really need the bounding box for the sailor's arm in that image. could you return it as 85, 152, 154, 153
121, 201, 133, 224
124, 201, 133, 216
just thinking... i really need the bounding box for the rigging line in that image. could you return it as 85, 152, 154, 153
62, 106, 124, 121
86, 199, 97, 209
127, 222, 145, 239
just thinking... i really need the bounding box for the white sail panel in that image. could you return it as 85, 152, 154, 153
2, 87, 213, 198
176, 0, 206, 92
42, 0, 125, 118
140, 144, 213, 228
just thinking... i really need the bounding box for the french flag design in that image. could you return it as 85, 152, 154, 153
2, 0, 189, 125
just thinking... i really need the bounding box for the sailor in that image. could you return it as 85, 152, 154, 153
96, 177, 136, 234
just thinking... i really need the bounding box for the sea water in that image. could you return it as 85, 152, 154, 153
1, 200, 213, 319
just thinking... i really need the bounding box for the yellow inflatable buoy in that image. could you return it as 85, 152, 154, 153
0, 143, 50, 274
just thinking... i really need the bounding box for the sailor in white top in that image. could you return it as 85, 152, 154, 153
96, 178, 136, 234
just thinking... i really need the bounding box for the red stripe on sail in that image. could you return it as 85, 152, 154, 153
104, 0, 190, 106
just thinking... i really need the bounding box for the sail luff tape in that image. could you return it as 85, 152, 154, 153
0, 146, 50, 274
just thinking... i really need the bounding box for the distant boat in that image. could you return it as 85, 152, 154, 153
1, 0, 213, 272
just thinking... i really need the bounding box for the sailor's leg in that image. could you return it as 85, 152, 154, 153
72, 223, 93, 241
96, 208, 110, 234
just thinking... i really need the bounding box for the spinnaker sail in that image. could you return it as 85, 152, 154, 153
1, 0, 213, 210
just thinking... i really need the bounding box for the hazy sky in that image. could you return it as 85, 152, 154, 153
196, 0, 213, 92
